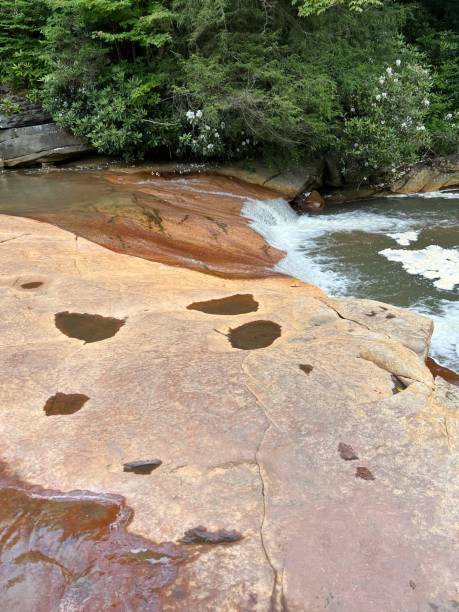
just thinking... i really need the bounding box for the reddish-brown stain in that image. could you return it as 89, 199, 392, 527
426, 357, 459, 386
0, 460, 191, 611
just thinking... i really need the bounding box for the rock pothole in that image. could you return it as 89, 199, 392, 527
187, 294, 259, 315
44, 392, 89, 416
55, 312, 125, 343
227, 320, 281, 350
21, 281, 43, 289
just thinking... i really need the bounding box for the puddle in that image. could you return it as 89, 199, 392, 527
299, 364, 314, 375
55, 312, 125, 343
123, 460, 162, 475
187, 294, 258, 315
228, 320, 281, 350
0, 460, 190, 610
21, 281, 43, 289
43, 392, 89, 416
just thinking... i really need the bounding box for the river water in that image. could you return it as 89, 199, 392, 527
0, 168, 457, 370
243, 190, 459, 370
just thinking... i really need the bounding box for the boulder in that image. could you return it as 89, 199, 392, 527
0, 91, 51, 129
0, 122, 92, 167
390, 154, 459, 193
213, 158, 325, 199
293, 189, 326, 212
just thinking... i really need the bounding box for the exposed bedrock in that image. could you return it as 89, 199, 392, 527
0, 91, 92, 167
0, 214, 457, 611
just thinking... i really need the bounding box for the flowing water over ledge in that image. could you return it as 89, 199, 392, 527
0, 168, 457, 369
242, 191, 459, 370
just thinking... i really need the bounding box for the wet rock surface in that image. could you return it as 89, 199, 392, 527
43, 392, 89, 416
0, 214, 457, 611
227, 320, 282, 350
0, 170, 284, 278
54, 311, 125, 343
187, 293, 259, 315
0, 461, 191, 611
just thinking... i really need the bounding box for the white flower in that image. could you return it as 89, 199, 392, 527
423, 98, 430, 107
196, 109, 203, 118
350, 106, 355, 112
381, 120, 385, 125
386, 67, 393, 75
207, 143, 214, 149
214, 131, 220, 138
401, 121, 407, 128
375, 94, 382, 101
204, 125, 210, 130
220, 121, 226, 129
416, 125, 426, 131
364, 161, 369, 167
379, 77, 385, 85
354, 143, 358, 148
395, 59, 401, 67
381, 92, 388, 98
446, 113, 453, 120
185, 110, 195, 121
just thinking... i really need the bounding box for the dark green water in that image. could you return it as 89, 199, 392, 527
243, 191, 459, 369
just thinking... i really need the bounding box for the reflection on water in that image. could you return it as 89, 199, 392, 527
0, 462, 190, 611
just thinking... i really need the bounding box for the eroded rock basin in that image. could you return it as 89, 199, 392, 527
0, 184, 457, 610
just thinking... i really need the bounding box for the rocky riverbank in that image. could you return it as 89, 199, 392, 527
0, 90, 92, 167
0, 173, 457, 609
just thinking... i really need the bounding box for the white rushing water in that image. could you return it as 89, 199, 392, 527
242, 193, 459, 369
242, 197, 418, 292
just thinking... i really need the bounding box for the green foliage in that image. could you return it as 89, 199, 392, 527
339, 57, 432, 177
40, 0, 174, 159
291, 0, 381, 17
0, 0, 48, 89
0, 0, 456, 172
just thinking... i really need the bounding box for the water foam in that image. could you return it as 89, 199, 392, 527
387, 190, 459, 199
386, 230, 420, 246
379, 245, 459, 291
242, 198, 416, 293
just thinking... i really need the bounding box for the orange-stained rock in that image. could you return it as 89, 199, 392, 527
294, 189, 326, 212
0, 205, 457, 610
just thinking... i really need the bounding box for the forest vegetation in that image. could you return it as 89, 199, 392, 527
0, 0, 457, 179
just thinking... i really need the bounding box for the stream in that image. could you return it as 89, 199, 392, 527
1, 168, 458, 370
243, 190, 459, 370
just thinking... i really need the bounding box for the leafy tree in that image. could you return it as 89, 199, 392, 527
0, 0, 48, 89
291, 0, 381, 16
